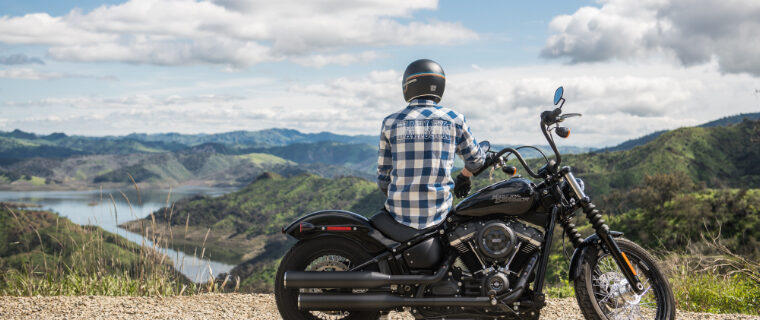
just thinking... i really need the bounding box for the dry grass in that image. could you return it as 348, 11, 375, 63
0, 179, 237, 296
660, 231, 760, 315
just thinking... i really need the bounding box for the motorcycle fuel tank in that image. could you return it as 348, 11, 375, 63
455, 178, 536, 217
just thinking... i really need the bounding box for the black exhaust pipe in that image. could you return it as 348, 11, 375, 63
298, 294, 492, 310
296, 253, 540, 311
285, 256, 454, 289
498, 252, 539, 304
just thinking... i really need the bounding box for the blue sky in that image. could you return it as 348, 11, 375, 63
1, 0, 759, 147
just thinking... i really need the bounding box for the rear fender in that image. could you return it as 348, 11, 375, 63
568, 231, 624, 282
282, 210, 396, 254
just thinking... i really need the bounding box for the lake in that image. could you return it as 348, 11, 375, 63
0, 186, 237, 283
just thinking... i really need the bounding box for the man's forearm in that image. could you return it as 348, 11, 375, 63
461, 168, 473, 177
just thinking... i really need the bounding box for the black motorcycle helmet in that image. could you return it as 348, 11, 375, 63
402, 59, 445, 103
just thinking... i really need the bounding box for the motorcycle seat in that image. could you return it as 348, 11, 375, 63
369, 209, 436, 243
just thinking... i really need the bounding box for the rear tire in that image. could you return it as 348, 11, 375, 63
274, 237, 381, 320
574, 238, 675, 320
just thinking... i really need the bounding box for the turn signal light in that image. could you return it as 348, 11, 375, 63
502, 165, 517, 177
556, 127, 570, 138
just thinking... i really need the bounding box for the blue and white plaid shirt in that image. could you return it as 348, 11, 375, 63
377, 99, 486, 229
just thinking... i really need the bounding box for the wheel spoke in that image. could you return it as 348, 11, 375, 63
588, 249, 665, 320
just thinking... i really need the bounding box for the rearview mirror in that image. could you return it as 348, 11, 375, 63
553, 86, 564, 105
479, 140, 491, 153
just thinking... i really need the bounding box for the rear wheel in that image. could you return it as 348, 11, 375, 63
574, 238, 675, 320
274, 237, 380, 320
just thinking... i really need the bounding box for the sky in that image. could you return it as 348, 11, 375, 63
1, 0, 759, 147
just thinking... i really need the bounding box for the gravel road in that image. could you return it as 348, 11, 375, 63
1, 294, 757, 320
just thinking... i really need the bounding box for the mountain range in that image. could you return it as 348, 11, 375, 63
597, 112, 760, 153
1, 112, 757, 191
0, 127, 593, 190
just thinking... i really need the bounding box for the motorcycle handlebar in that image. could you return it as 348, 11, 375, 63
541, 108, 562, 125
473, 106, 568, 179
471, 147, 542, 179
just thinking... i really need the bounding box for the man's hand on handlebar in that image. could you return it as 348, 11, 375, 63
454, 173, 472, 198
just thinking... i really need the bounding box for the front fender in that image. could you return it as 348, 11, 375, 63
282, 210, 396, 253
568, 231, 624, 282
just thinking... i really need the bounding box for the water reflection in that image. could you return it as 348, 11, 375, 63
0, 186, 236, 282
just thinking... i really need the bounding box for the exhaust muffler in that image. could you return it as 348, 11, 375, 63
285, 256, 452, 289
298, 294, 492, 310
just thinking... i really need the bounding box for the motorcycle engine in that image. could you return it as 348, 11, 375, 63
447, 218, 544, 275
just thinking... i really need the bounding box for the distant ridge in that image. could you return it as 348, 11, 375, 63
0, 128, 377, 163
122, 128, 378, 147
598, 112, 760, 153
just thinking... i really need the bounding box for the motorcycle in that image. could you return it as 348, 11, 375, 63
274, 87, 676, 320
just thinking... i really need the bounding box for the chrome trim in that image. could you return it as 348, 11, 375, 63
448, 230, 476, 247
564, 171, 586, 200
515, 232, 542, 247
283, 272, 287, 288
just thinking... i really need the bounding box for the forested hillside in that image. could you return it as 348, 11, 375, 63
598, 112, 760, 153
563, 119, 760, 198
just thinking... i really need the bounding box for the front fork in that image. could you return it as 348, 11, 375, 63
563, 170, 645, 295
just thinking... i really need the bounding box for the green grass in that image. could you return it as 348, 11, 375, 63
545, 280, 575, 298
670, 271, 760, 315
1, 269, 190, 296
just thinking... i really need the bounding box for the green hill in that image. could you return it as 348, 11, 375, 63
610, 185, 760, 258
247, 141, 377, 176
0, 147, 295, 190
0, 130, 186, 163
0, 203, 185, 295
598, 112, 760, 153
563, 119, 760, 198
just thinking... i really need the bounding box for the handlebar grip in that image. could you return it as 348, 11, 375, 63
470, 155, 494, 176
541, 108, 562, 124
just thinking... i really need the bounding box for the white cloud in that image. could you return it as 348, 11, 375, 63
542, 0, 760, 76
291, 51, 383, 68
5, 62, 757, 147
0, 68, 64, 80
285, 62, 759, 146
0, 68, 117, 80
0, 0, 476, 68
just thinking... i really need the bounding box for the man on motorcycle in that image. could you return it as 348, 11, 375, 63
377, 59, 492, 229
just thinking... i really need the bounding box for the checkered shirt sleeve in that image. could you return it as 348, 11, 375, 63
377, 122, 393, 192
376, 99, 485, 229
456, 115, 486, 172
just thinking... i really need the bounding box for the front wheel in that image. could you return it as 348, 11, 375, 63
274, 237, 380, 320
574, 238, 676, 320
